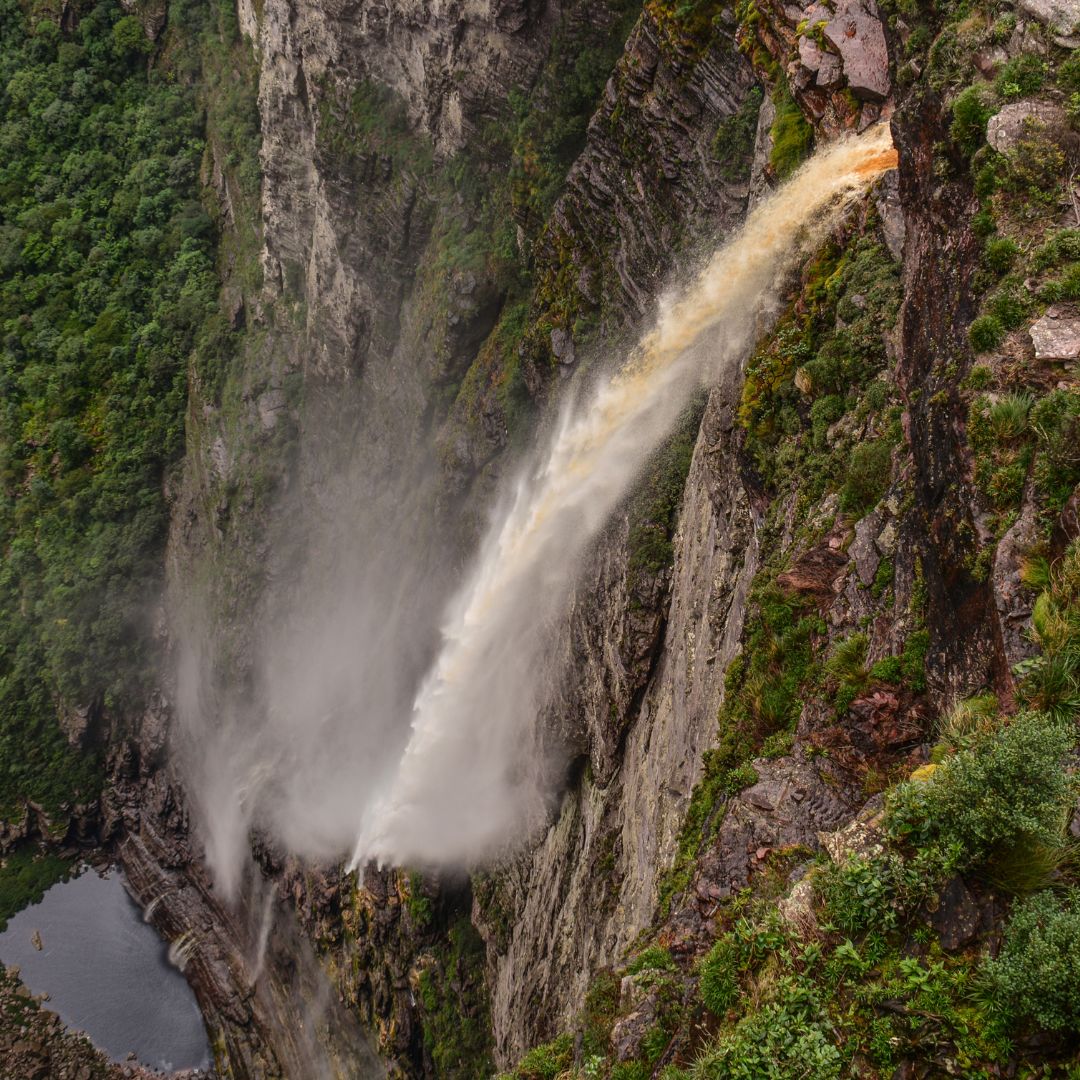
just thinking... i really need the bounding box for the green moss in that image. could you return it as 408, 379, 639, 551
839, 438, 893, 516
768, 80, 813, 181
417, 916, 494, 1078
627, 397, 705, 581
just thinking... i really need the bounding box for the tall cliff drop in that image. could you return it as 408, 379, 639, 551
350, 127, 898, 872
6, 0, 1080, 1077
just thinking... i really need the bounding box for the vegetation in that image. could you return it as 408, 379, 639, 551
768, 81, 813, 180
0, 846, 73, 931
713, 86, 764, 181
416, 916, 494, 1078
0, 0, 235, 816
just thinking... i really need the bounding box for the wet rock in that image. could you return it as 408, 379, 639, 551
778, 876, 819, 938
609, 981, 657, 1061
695, 755, 858, 900
257, 387, 287, 430
797, 36, 844, 89
1030, 305, 1080, 361
819, 797, 886, 864
874, 168, 905, 262
823, 0, 891, 101
550, 327, 576, 366
993, 497, 1040, 670
776, 530, 849, 598
850, 509, 884, 586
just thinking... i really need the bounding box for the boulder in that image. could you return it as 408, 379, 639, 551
823, 0, 891, 101
1018, 0, 1080, 35
986, 101, 1072, 155
1029, 305, 1080, 361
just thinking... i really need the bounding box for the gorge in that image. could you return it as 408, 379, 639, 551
3, 0, 1080, 1077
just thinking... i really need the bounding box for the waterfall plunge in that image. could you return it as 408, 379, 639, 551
349, 126, 899, 869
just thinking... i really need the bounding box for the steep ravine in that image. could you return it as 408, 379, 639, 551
5, 0, 1080, 1077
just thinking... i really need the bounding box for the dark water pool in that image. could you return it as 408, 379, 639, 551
0, 866, 211, 1072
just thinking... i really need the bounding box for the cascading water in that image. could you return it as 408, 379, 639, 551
350, 126, 898, 869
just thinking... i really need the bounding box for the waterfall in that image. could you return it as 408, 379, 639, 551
350, 126, 898, 869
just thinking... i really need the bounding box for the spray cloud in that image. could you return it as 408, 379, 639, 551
350, 126, 898, 868
175, 127, 897, 890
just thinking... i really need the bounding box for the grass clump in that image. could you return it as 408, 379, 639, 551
698, 934, 741, 1016
969, 314, 1005, 352
839, 438, 893, 515
504, 1034, 573, 1080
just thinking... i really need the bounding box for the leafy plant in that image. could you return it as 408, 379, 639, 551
983, 888, 1080, 1033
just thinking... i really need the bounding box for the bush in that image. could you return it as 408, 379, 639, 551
886, 710, 1076, 873
510, 1035, 573, 1080
691, 977, 843, 1079
950, 85, 993, 155
817, 854, 896, 934
983, 889, 1080, 1032
839, 439, 892, 515
983, 236, 1019, 274
995, 53, 1046, 99
969, 315, 1005, 352
1031, 390, 1080, 511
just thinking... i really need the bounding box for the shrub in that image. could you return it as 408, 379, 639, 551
1031, 390, 1080, 511
950, 85, 993, 155
983, 236, 1019, 274
690, 977, 843, 1079
995, 53, 1046, 99
886, 710, 1076, 874
817, 854, 896, 934
839, 439, 892, 515
983, 889, 1080, 1032
510, 1034, 573, 1080
969, 315, 1005, 352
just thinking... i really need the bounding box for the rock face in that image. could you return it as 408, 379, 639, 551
88, 0, 1060, 1076
154, 0, 763, 1072
822, 0, 891, 101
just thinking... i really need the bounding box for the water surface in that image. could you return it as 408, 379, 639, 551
0, 866, 211, 1072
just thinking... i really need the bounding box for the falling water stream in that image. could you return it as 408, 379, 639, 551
351, 127, 899, 868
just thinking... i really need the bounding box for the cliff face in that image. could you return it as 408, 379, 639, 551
12, 0, 1080, 1076
142, 0, 769, 1073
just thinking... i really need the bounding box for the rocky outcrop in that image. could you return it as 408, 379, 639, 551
0, 964, 194, 1080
